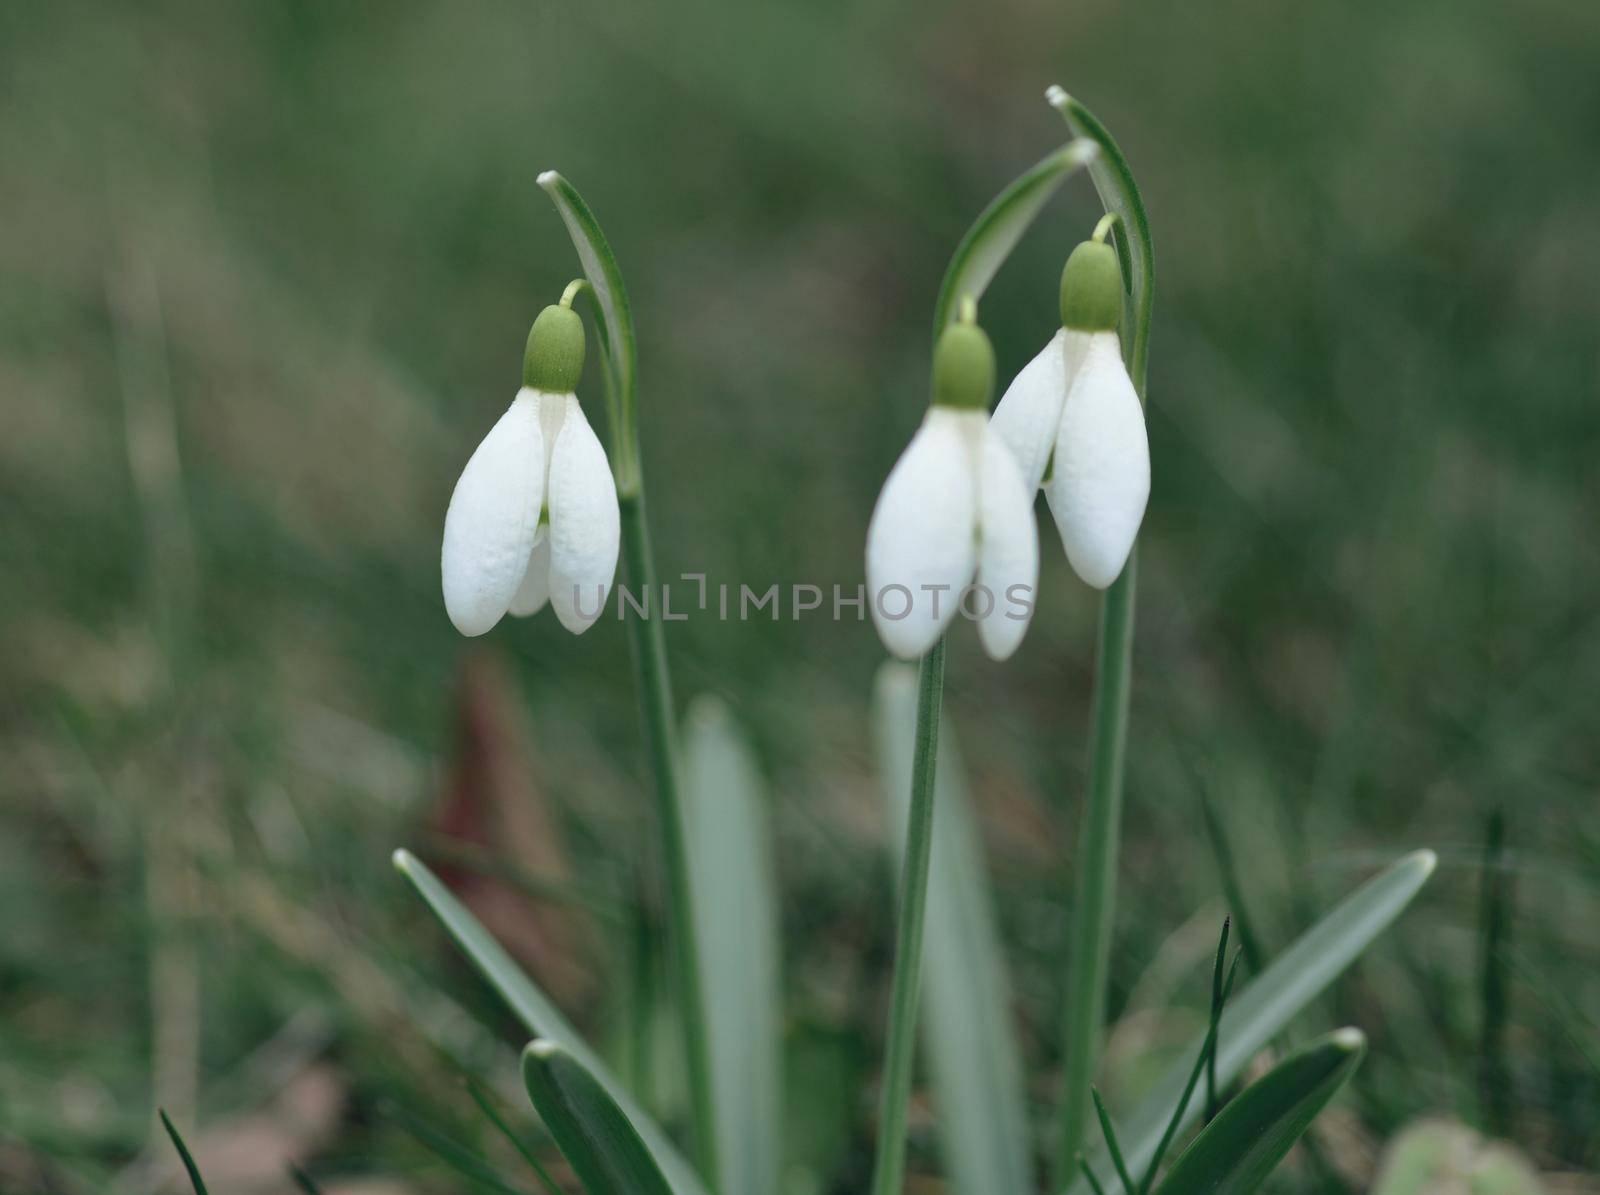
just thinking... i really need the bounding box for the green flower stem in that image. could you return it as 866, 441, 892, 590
619, 485, 717, 1191
538, 172, 718, 1187
1049, 89, 1156, 1187
869, 637, 948, 1195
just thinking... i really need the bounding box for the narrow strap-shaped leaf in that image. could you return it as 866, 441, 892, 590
681, 696, 783, 1195
931, 139, 1099, 337
1064, 850, 1435, 1195
522, 1040, 675, 1195
1151, 1029, 1366, 1195
393, 850, 710, 1195
159, 1111, 209, 1195
1046, 89, 1154, 392
537, 170, 640, 490
873, 664, 1032, 1195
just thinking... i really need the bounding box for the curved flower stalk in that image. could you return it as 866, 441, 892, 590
866, 301, 1039, 662
991, 228, 1150, 589
535, 172, 719, 1189
868, 139, 1098, 1195
441, 294, 621, 637
1045, 86, 1157, 1188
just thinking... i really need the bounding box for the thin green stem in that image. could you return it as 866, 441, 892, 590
869, 638, 948, 1195
468, 1080, 565, 1195
1091, 1087, 1136, 1195
559, 278, 590, 309
1057, 561, 1137, 1179
1048, 89, 1156, 1187
1091, 212, 1120, 244
619, 488, 717, 1190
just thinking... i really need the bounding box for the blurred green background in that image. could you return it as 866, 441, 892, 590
3, 0, 1597, 1191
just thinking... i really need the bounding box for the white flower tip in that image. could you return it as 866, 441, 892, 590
1045, 84, 1070, 108
536, 170, 560, 187
444, 596, 501, 637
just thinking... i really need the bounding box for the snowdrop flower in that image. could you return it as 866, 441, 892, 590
990, 237, 1149, 589
866, 306, 1038, 662
441, 299, 620, 637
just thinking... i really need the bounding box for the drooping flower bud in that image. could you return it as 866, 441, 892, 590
989, 235, 1150, 591
931, 318, 996, 410
522, 303, 587, 392
443, 293, 618, 638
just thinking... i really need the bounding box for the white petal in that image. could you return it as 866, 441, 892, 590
546, 396, 620, 634
1044, 331, 1149, 588
507, 528, 551, 618
989, 328, 1070, 494
441, 391, 546, 636
974, 425, 1039, 661
865, 407, 981, 660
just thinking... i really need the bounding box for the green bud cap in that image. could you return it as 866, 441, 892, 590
1059, 240, 1124, 332
522, 304, 586, 392
931, 319, 996, 410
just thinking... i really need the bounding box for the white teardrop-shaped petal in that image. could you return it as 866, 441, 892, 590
507, 528, 552, 618
865, 407, 981, 660
441, 390, 546, 636
546, 396, 621, 634
974, 425, 1039, 661
989, 327, 1070, 494
1044, 331, 1149, 589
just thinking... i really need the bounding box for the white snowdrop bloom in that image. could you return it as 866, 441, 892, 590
990, 238, 1149, 589
866, 313, 1039, 662
442, 303, 620, 637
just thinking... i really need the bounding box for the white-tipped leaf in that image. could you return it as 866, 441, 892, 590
508, 529, 552, 618
546, 396, 620, 633
866, 408, 980, 659
974, 427, 1038, 661
441, 391, 546, 636
1045, 331, 1149, 588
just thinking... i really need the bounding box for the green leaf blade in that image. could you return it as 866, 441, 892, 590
1152, 1029, 1366, 1195
522, 1039, 675, 1195
392, 850, 710, 1195
873, 664, 1032, 1195
681, 696, 783, 1195
1045, 89, 1154, 391
1065, 850, 1435, 1195
931, 139, 1099, 336
537, 170, 640, 487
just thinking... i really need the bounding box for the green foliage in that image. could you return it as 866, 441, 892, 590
1150, 1029, 1365, 1195
681, 696, 783, 1195
873, 663, 1031, 1195
393, 850, 709, 1195
521, 1039, 675, 1195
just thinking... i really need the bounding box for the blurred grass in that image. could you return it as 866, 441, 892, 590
2, 0, 1598, 1190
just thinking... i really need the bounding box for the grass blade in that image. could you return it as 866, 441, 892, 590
1091, 1087, 1137, 1195
159, 1110, 209, 1195
872, 664, 1031, 1195
1140, 953, 1241, 1195
1206, 920, 1231, 1122
1064, 850, 1435, 1195
522, 1039, 675, 1195
931, 139, 1099, 335
288, 1165, 324, 1195
1477, 807, 1513, 1137
681, 696, 783, 1195
393, 850, 709, 1195
1151, 1029, 1366, 1195
468, 1079, 565, 1195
